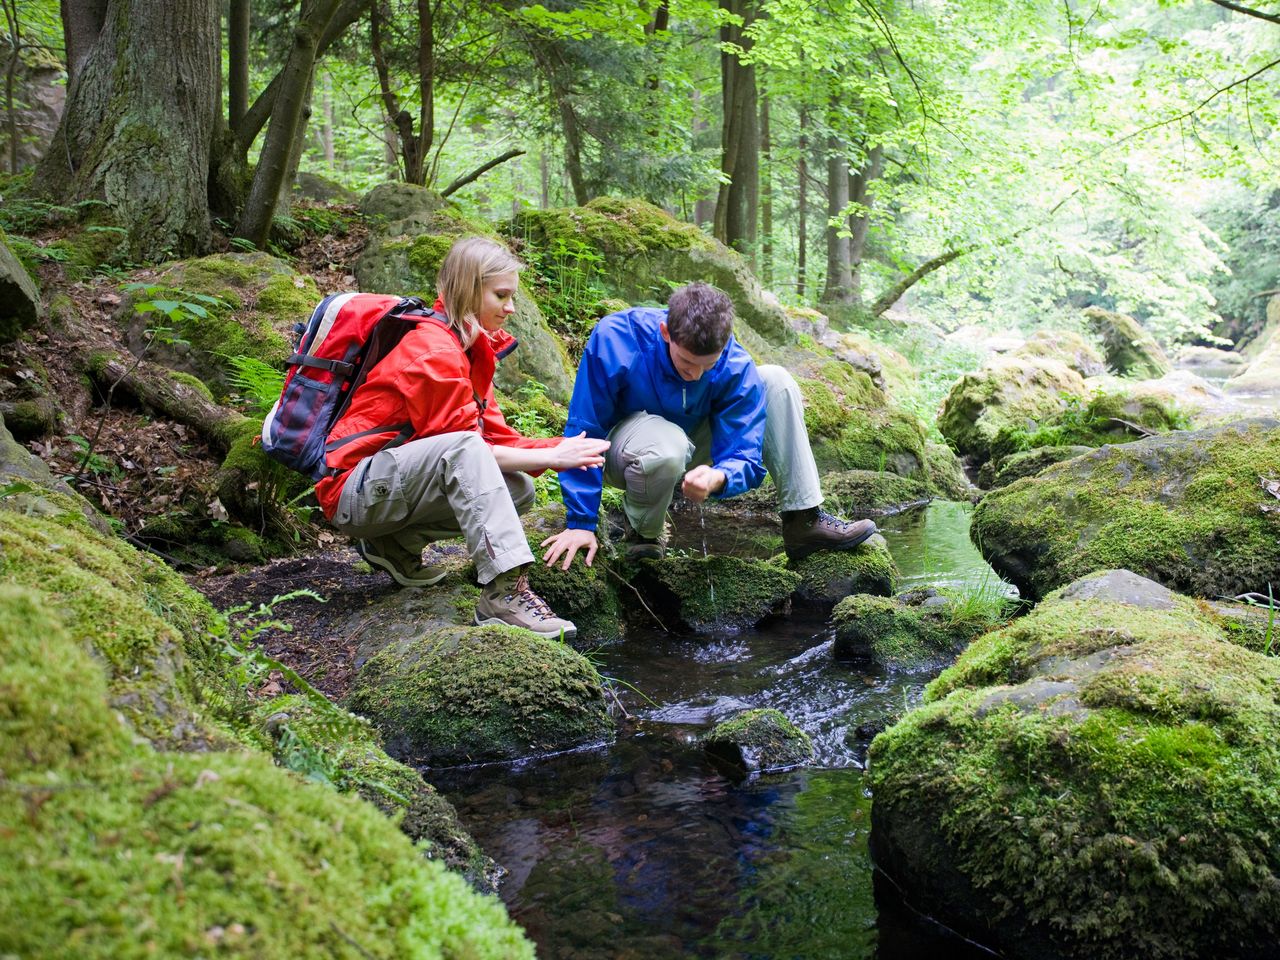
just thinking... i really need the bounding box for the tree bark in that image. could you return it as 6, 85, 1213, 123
822, 134, 853, 304
3, 0, 18, 175
59, 0, 109, 95
797, 103, 808, 298
38, 0, 219, 260
714, 0, 758, 258
228, 0, 250, 131
847, 144, 883, 306
237, 0, 342, 246
759, 93, 772, 287
870, 245, 974, 316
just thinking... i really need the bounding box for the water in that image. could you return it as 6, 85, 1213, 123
434, 501, 1005, 959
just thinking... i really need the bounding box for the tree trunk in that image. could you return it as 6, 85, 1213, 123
847, 144, 883, 306
3, 0, 18, 175
59, 0, 109, 95
797, 104, 808, 298
759, 93, 772, 287
414, 0, 435, 185
228, 0, 250, 131
276, 71, 314, 216
557, 88, 588, 205
321, 71, 335, 168
237, 0, 342, 247
38, 0, 219, 261
822, 135, 853, 304
714, 0, 758, 259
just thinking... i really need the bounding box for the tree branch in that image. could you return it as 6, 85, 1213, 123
439, 149, 526, 197
1207, 0, 1280, 25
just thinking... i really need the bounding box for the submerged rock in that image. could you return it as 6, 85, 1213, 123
704, 708, 815, 775
1084, 306, 1172, 378
347, 624, 614, 767
869, 568, 1280, 960
972, 418, 1280, 601
636, 554, 800, 633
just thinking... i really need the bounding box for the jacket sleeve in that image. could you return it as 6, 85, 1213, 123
709, 353, 767, 499
480, 386, 561, 453
559, 317, 631, 531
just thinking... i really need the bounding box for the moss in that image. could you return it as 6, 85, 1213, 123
833, 594, 972, 667
924, 442, 971, 499
869, 575, 1280, 958
214, 420, 313, 542
527, 546, 622, 645
166, 370, 214, 401
347, 625, 614, 766
705, 708, 815, 772
972, 419, 1280, 601
788, 537, 898, 605
638, 554, 800, 632
979, 444, 1093, 489
1085, 306, 1172, 378
511, 199, 708, 258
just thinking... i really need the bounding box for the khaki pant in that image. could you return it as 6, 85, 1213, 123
330, 431, 534, 584
603, 364, 822, 539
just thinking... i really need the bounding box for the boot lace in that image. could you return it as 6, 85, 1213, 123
817, 510, 856, 533
508, 574, 556, 620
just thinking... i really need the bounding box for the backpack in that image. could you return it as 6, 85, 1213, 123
260, 292, 449, 480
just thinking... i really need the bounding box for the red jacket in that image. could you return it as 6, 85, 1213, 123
315, 299, 558, 519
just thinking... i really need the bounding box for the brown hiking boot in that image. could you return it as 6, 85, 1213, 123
622, 516, 667, 561
356, 539, 448, 588
475, 567, 578, 641
781, 508, 878, 562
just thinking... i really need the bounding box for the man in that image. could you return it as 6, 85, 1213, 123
540, 282, 877, 569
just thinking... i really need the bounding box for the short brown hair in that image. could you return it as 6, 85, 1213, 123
666, 283, 734, 355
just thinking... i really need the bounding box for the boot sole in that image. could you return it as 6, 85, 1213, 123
784, 525, 878, 562
474, 613, 577, 642
356, 541, 448, 588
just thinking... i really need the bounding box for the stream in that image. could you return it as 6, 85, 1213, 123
432, 501, 1011, 959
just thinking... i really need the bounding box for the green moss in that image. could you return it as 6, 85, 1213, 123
869, 578, 1280, 957
639, 554, 800, 631
347, 625, 614, 766
512, 198, 708, 258
167, 370, 215, 401
833, 594, 971, 667
788, 538, 898, 604
924, 442, 971, 499
973, 420, 1280, 600
705, 708, 815, 771
527, 547, 622, 645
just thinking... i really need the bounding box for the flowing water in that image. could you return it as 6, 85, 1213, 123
433, 501, 1010, 959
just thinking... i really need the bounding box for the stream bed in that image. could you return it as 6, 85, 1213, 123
432, 501, 1011, 959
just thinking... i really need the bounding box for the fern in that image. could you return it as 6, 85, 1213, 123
225, 354, 286, 416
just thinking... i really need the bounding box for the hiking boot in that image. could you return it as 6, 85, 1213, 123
475, 567, 578, 641
355, 539, 448, 588
622, 517, 667, 561
781, 508, 878, 562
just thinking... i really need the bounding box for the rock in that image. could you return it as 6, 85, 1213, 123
938, 354, 1088, 464
831, 588, 995, 668
788, 535, 898, 606
293, 170, 358, 204
1088, 370, 1237, 424
973, 418, 1280, 602
356, 183, 574, 401
734, 469, 932, 516
0, 231, 40, 343
704, 708, 815, 775
1175, 345, 1246, 370
347, 624, 614, 766
1226, 324, 1280, 394
945, 325, 1025, 354
978, 444, 1093, 489
635, 554, 800, 633
870, 569, 1280, 960
1014, 329, 1106, 378
523, 504, 624, 646
923, 442, 971, 500
1084, 306, 1172, 378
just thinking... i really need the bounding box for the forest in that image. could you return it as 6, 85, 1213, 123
4, 1, 1280, 958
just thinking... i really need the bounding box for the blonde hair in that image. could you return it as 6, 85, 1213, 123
436, 236, 523, 349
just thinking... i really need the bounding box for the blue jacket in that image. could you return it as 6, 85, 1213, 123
560, 307, 767, 531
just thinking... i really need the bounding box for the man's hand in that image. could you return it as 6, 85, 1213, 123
541, 528, 600, 570
681, 465, 726, 503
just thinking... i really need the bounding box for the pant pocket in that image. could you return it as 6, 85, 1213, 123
353, 451, 410, 526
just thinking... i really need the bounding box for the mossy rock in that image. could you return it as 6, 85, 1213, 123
787, 535, 898, 606
734, 469, 931, 517
127, 252, 312, 398
506, 197, 792, 348
635, 554, 800, 633
704, 708, 815, 775
1084, 306, 1172, 379
1013, 329, 1105, 378
972, 418, 1280, 602
938, 354, 1089, 465
354, 184, 574, 402
0, 230, 39, 343
293, 170, 359, 204
1227, 321, 1280, 393
978, 444, 1093, 489
213, 418, 314, 547
923, 442, 971, 499
869, 569, 1280, 959
801, 374, 930, 477
832, 590, 989, 668
246, 695, 501, 892
347, 624, 614, 766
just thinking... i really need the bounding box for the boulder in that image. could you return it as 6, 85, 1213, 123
293, 170, 359, 204
1089, 369, 1237, 423
978, 444, 1093, 489
938, 354, 1088, 464
1084, 306, 1172, 378
1226, 326, 1280, 394
347, 624, 614, 767
734, 469, 932, 517
1174, 345, 1246, 370
635, 554, 800, 633
356, 183, 574, 401
832, 587, 997, 668
704, 708, 815, 775
972, 418, 1280, 601
869, 569, 1280, 960
0, 231, 40, 343
1014, 329, 1106, 378
788, 534, 898, 606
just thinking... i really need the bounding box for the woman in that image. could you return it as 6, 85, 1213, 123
314, 236, 607, 641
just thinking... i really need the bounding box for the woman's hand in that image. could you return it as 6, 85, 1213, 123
548, 432, 610, 471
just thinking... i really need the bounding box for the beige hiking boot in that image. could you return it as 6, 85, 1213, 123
781, 508, 878, 562
475, 567, 578, 641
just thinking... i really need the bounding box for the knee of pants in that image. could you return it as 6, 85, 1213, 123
631, 445, 689, 485
757, 364, 800, 398
507, 472, 536, 514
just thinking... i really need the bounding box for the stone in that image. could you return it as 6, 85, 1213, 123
704, 708, 815, 775
789, 535, 898, 606
0, 232, 40, 343
1084, 306, 1172, 378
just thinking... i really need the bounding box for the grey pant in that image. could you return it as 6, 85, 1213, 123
330, 431, 534, 584
603, 364, 823, 538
